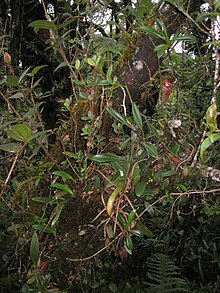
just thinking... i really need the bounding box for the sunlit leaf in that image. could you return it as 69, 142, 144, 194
30, 231, 39, 266
87, 58, 96, 67
7, 124, 32, 142
75, 59, 81, 70
206, 103, 217, 133
106, 183, 124, 216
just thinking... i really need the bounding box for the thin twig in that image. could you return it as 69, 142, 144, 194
0, 91, 22, 120
0, 144, 26, 197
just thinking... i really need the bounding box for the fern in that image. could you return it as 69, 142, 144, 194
145, 253, 188, 293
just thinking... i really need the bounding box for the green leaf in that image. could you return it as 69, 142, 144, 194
50, 183, 74, 196
6, 75, 19, 86
136, 222, 153, 238
132, 102, 142, 129
52, 170, 74, 181
106, 183, 124, 216
32, 224, 57, 236
142, 142, 158, 158
200, 133, 220, 159
118, 213, 127, 228
140, 25, 166, 41
0, 143, 21, 153
29, 20, 57, 30
87, 57, 96, 67
154, 44, 168, 58
107, 107, 131, 127
51, 206, 64, 227
106, 64, 113, 80
130, 229, 143, 237
18, 66, 32, 83
146, 120, 160, 137
206, 103, 217, 133
173, 35, 196, 42
125, 233, 133, 253
54, 61, 68, 72
75, 59, 81, 70
32, 197, 53, 204
31, 65, 47, 76
90, 153, 120, 163
30, 231, 39, 266
135, 180, 146, 197
7, 124, 32, 142
127, 210, 136, 226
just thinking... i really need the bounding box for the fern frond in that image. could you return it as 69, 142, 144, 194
145, 253, 189, 293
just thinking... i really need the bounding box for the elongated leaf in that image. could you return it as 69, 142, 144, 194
23, 102, 44, 119
87, 58, 96, 67
130, 229, 143, 237
32, 224, 57, 236
140, 25, 166, 41
107, 107, 131, 127
7, 124, 32, 142
142, 142, 158, 158
200, 133, 220, 159
173, 35, 196, 42
125, 233, 133, 252
118, 213, 127, 228
30, 231, 39, 266
0, 143, 21, 153
136, 222, 153, 238
75, 59, 80, 70
54, 61, 68, 72
132, 102, 142, 129
106, 64, 113, 80
31, 65, 47, 76
51, 206, 63, 227
18, 66, 32, 83
206, 103, 217, 132
29, 20, 57, 30
106, 183, 124, 216
50, 183, 74, 196
90, 153, 120, 163
32, 197, 52, 204
127, 210, 136, 226
52, 170, 74, 181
